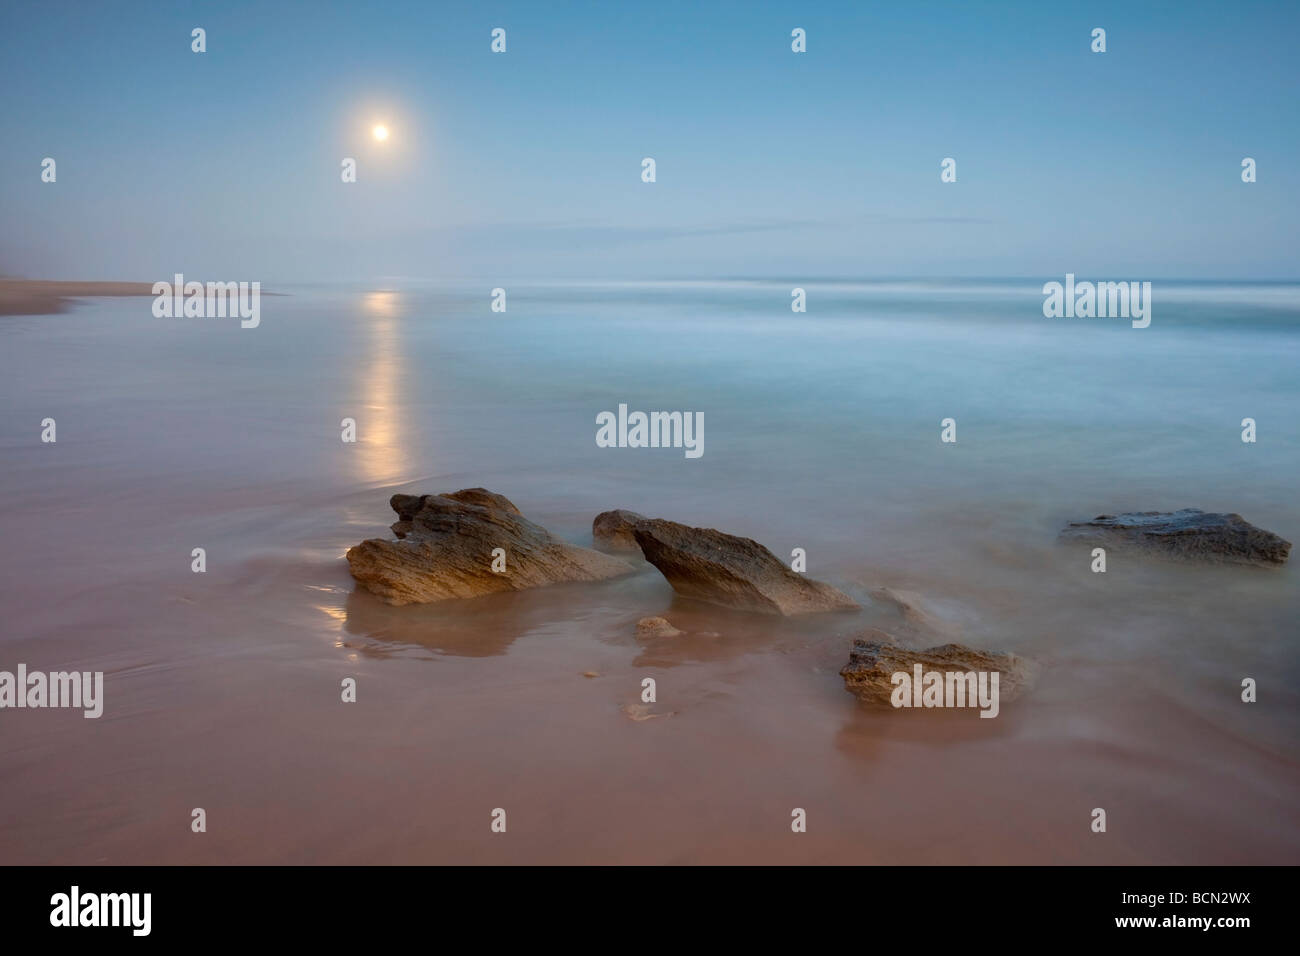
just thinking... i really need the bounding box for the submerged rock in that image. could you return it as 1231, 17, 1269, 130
870, 587, 961, 639
635, 616, 684, 638
347, 488, 633, 605
621, 702, 675, 722
592, 509, 646, 552
839, 629, 1031, 708
1059, 509, 1291, 567
632, 518, 860, 616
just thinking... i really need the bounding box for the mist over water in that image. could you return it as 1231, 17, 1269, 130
1, 279, 1297, 863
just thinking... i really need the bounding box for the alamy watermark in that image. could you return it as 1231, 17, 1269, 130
1042, 273, 1151, 328
0, 664, 103, 718
152, 273, 260, 328
50, 886, 150, 936
596, 403, 704, 459
891, 664, 1000, 718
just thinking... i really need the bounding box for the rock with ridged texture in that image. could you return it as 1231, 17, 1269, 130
1059, 509, 1290, 567
593, 509, 646, 552
347, 488, 633, 605
631, 518, 860, 616
839, 629, 1032, 707
635, 616, 683, 638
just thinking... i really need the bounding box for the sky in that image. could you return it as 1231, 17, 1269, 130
1, 0, 1297, 281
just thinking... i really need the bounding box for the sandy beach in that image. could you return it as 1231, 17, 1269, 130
0, 279, 158, 316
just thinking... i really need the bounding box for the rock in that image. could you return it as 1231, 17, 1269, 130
1059, 509, 1291, 567
635, 616, 683, 638
622, 702, 675, 722
347, 488, 633, 605
592, 509, 646, 552
839, 629, 1031, 708
632, 518, 860, 615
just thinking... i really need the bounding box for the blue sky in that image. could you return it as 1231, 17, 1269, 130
1, 0, 1297, 280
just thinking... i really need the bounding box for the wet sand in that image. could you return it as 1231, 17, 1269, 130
1, 480, 1296, 865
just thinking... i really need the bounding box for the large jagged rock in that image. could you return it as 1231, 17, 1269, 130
1059, 509, 1291, 567
347, 488, 633, 605
592, 509, 646, 552
631, 518, 860, 615
839, 629, 1031, 708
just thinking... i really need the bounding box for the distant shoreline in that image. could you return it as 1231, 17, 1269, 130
0, 279, 159, 316
0, 279, 283, 317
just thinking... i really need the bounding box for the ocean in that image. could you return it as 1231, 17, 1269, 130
1, 278, 1297, 863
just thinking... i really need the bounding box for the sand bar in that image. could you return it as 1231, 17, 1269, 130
0, 279, 159, 316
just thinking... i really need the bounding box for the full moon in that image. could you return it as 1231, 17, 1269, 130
372, 124, 389, 141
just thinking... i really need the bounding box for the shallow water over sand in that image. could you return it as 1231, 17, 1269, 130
1, 280, 1297, 863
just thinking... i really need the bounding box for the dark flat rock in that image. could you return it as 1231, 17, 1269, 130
1059, 509, 1290, 567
